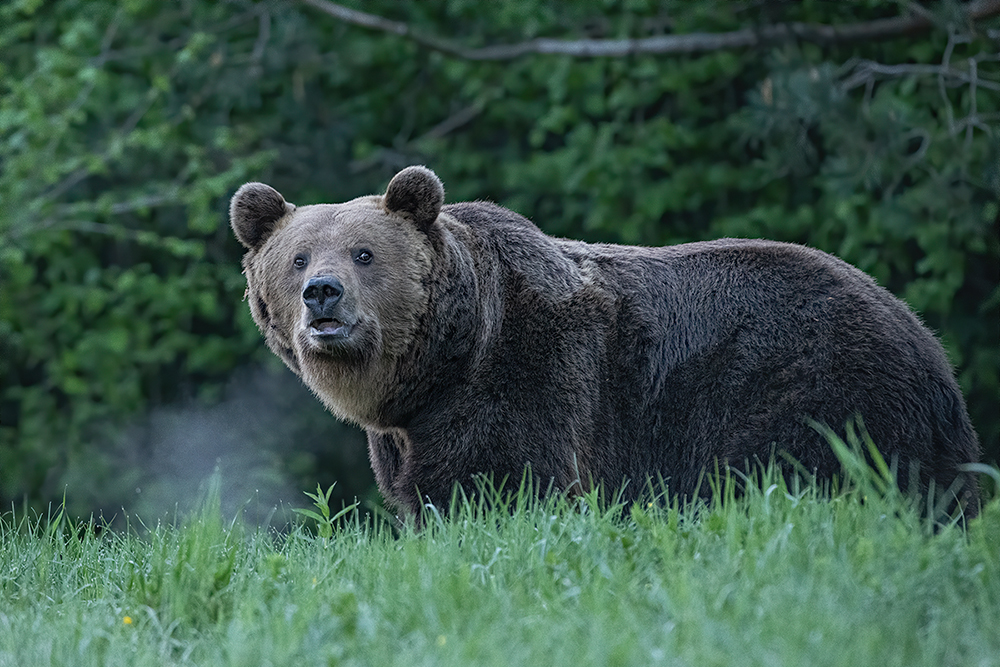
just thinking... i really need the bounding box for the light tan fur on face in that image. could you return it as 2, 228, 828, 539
243, 195, 434, 426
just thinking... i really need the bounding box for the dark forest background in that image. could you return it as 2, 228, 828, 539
1, 0, 997, 519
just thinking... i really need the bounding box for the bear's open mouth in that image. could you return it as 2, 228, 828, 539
309, 318, 353, 339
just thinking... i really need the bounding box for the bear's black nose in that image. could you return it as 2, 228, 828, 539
302, 276, 344, 316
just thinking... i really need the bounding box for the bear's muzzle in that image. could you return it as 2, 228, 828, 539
303, 275, 355, 340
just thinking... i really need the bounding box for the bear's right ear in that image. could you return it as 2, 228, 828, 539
230, 182, 294, 251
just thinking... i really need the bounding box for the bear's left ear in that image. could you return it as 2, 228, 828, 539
230, 182, 294, 251
383, 165, 444, 231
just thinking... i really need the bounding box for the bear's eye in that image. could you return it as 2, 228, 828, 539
355, 249, 373, 265
293, 254, 308, 269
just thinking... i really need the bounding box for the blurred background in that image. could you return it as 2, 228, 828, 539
1, 0, 997, 522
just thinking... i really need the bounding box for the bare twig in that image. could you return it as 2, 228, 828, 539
884, 128, 932, 199
250, 5, 271, 76
349, 103, 485, 174
967, 56, 978, 148
11, 219, 200, 258
84, 9, 261, 67
32, 220, 147, 239
39, 89, 159, 205
840, 60, 1000, 91
940, 31, 964, 133
55, 191, 182, 218
422, 103, 484, 140
7, 92, 168, 245
37, 10, 124, 179
348, 149, 410, 175
836, 20, 998, 185
3, 188, 185, 244
300, 0, 1000, 60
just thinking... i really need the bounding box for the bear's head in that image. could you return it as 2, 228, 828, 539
230, 166, 445, 425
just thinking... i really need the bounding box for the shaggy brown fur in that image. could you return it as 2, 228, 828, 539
231, 166, 981, 518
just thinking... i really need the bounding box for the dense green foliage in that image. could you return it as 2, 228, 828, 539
0, 0, 997, 514
2, 467, 999, 666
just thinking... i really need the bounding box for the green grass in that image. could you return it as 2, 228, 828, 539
2, 464, 998, 667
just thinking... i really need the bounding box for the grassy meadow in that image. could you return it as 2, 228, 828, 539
2, 461, 998, 667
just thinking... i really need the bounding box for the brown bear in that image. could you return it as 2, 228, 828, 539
230, 166, 981, 518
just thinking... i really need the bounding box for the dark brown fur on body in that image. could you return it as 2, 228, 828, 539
231, 166, 981, 518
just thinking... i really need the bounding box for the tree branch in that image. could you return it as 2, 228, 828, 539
2, 189, 185, 244
55, 191, 182, 218
38, 88, 159, 205
300, 0, 1000, 60
250, 5, 271, 77
841, 59, 1000, 91
348, 103, 484, 174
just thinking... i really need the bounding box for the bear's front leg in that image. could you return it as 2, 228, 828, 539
366, 430, 405, 508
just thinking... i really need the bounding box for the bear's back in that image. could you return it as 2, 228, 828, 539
438, 206, 977, 503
